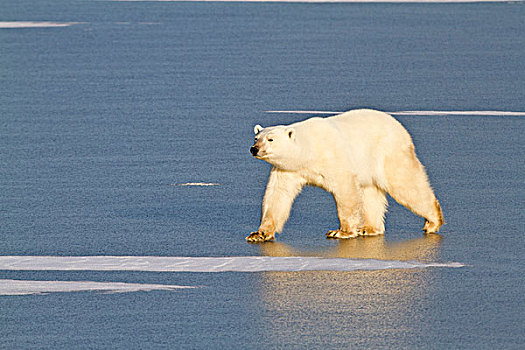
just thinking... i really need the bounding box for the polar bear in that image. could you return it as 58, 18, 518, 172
246, 109, 444, 242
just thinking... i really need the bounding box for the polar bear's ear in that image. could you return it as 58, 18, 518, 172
287, 128, 296, 141
254, 124, 264, 135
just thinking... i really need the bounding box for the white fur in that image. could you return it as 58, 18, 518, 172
250, 109, 443, 240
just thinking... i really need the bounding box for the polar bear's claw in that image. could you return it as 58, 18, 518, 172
246, 231, 275, 243
325, 230, 338, 239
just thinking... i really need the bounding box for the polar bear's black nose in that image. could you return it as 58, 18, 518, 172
250, 146, 259, 156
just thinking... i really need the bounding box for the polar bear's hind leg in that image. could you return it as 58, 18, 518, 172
384, 146, 444, 233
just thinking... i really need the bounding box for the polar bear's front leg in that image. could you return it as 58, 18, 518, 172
326, 177, 363, 239
247, 168, 305, 243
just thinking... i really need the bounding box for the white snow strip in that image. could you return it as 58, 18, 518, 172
265, 110, 525, 116
170, 182, 220, 186
265, 110, 344, 114
109, 0, 520, 3
0, 256, 464, 273
0, 22, 81, 28
0, 279, 194, 296
392, 110, 525, 116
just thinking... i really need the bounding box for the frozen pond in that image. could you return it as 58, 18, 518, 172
1, 0, 524, 348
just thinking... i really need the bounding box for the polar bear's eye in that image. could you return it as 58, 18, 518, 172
268, 138, 273, 142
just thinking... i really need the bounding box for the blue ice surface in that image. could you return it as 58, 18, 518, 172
1, 1, 524, 349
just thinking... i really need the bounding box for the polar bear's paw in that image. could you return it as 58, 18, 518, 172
359, 227, 385, 236
326, 230, 360, 239
423, 220, 441, 234
246, 231, 275, 243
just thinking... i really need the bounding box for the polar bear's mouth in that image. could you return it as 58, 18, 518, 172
254, 153, 269, 160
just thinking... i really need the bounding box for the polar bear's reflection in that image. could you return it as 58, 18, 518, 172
255, 235, 442, 343
258, 233, 442, 261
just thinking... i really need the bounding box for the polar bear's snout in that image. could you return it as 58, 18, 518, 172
250, 146, 259, 156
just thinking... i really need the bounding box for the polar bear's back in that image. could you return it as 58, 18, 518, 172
329, 109, 413, 148
289, 109, 413, 154
291, 109, 415, 187
332, 109, 409, 135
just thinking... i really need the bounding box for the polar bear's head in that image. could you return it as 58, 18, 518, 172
250, 124, 298, 169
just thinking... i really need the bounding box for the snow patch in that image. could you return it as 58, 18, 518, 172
265, 110, 525, 117
392, 110, 525, 117
265, 110, 343, 114
0, 279, 195, 296
0, 256, 464, 273
0, 22, 81, 28
170, 182, 220, 186
108, 0, 519, 3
